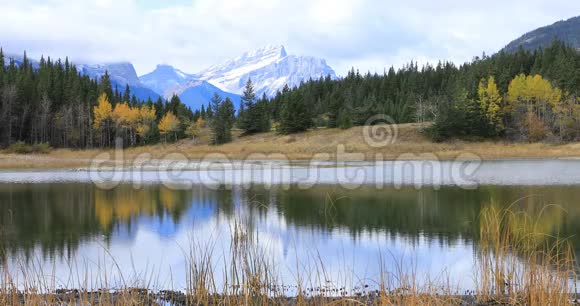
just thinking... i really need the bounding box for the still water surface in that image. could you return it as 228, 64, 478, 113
0, 181, 579, 292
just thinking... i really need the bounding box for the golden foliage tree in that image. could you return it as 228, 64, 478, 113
93, 93, 113, 130
478, 76, 503, 131
113, 103, 139, 129
136, 105, 156, 141
158, 112, 181, 142
507, 74, 562, 115
112, 102, 140, 145
185, 117, 206, 142
506, 74, 563, 141
93, 93, 113, 147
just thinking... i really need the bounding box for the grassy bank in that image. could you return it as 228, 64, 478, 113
0, 207, 578, 305
3, 123, 580, 169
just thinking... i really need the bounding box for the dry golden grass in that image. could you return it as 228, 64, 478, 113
477, 203, 578, 305
3, 123, 580, 169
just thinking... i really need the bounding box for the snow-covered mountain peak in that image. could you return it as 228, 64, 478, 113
192, 45, 335, 95
239, 44, 287, 61
196, 45, 288, 84
137, 44, 336, 109
190, 45, 335, 95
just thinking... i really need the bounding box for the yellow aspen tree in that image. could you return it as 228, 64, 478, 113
478, 76, 503, 131
506, 74, 527, 112
139, 105, 156, 124
185, 118, 206, 142
112, 102, 140, 146
93, 93, 113, 147
136, 105, 156, 140
158, 112, 180, 142
93, 93, 113, 130
506, 74, 563, 141
112, 103, 132, 129
507, 74, 561, 113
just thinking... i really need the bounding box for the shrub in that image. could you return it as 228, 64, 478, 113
524, 112, 549, 142
6, 141, 33, 154
5, 142, 52, 154
32, 143, 53, 154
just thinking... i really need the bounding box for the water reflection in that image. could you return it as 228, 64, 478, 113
0, 183, 578, 289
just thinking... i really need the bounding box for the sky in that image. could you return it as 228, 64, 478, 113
0, 0, 579, 76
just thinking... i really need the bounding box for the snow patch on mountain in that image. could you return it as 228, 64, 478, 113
192, 45, 336, 96
194, 45, 288, 93
136, 45, 337, 110
244, 55, 336, 96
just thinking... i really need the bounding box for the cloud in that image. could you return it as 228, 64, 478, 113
0, 0, 578, 76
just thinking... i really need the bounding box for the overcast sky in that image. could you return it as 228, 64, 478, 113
0, 0, 579, 76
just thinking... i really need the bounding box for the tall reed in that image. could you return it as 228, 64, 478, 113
477, 202, 577, 305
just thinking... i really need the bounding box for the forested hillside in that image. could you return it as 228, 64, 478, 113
266, 40, 580, 142
503, 16, 580, 53
3, 40, 580, 151
0, 50, 198, 149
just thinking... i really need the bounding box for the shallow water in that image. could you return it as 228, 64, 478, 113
0, 160, 579, 293
3, 159, 580, 186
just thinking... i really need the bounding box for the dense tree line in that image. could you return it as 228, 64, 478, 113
263, 40, 580, 142
4, 40, 580, 150
0, 49, 195, 149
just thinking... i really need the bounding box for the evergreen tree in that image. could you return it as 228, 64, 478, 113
98, 72, 114, 104
123, 84, 131, 103
209, 93, 222, 118
238, 79, 269, 134
210, 95, 235, 145
256, 93, 271, 132
279, 90, 312, 134
154, 97, 165, 121
3, 40, 580, 148
0, 48, 4, 85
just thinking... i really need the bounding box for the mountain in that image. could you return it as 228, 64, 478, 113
76, 62, 160, 101
139, 64, 194, 97
174, 80, 241, 111
138, 64, 241, 111
138, 45, 335, 111
502, 16, 580, 53
192, 45, 337, 96
241, 54, 337, 97
4, 55, 159, 101
4, 53, 41, 70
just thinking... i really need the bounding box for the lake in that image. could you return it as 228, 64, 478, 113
0, 160, 579, 294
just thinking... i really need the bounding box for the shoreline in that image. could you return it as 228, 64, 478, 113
4, 289, 579, 306
2, 158, 580, 186
2, 151, 580, 172
3, 124, 580, 170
